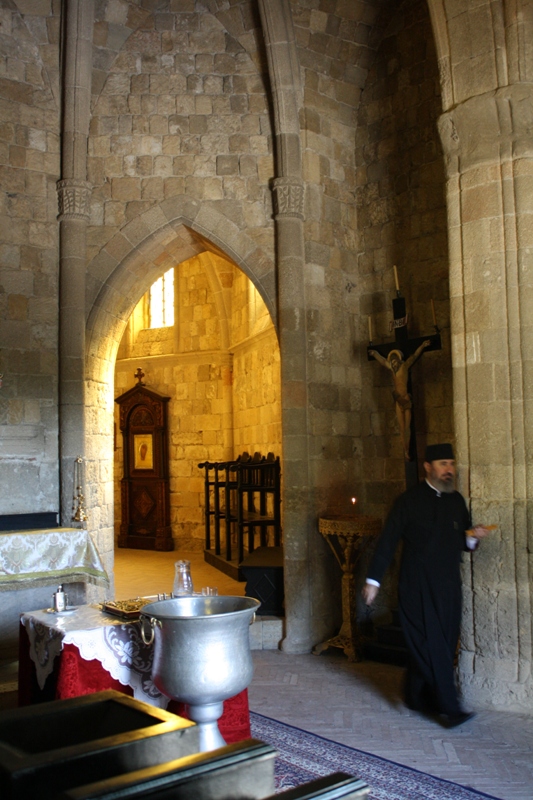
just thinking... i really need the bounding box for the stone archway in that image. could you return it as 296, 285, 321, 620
84, 207, 278, 591
113, 253, 281, 554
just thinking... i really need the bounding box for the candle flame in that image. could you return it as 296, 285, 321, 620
351, 497, 357, 505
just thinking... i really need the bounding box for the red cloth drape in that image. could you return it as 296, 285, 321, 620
18, 625, 251, 744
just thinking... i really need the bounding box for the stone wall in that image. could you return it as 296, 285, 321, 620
438, 84, 533, 712
86, 1, 275, 311
356, 0, 452, 515
290, 0, 365, 518
231, 268, 281, 455
0, 4, 61, 515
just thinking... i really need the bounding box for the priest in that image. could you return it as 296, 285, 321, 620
362, 443, 491, 727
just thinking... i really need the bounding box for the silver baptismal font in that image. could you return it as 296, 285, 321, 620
140, 595, 260, 752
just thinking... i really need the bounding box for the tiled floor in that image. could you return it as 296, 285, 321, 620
2, 549, 532, 799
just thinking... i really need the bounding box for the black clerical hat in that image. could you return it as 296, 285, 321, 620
424, 443, 454, 462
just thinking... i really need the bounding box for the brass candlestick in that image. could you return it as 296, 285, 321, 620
72, 456, 88, 523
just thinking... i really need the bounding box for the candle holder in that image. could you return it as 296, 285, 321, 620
313, 508, 380, 661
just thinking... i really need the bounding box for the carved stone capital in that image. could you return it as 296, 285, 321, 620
57, 179, 92, 221
272, 177, 305, 219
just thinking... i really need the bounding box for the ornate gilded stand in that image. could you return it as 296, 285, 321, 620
313, 514, 381, 661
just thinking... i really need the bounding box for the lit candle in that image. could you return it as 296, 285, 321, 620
393, 265, 400, 292
351, 497, 357, 506
431, 299, 437, 326
368, 316, 372, 341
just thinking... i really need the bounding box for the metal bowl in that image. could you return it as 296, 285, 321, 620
139, 595, 260, 751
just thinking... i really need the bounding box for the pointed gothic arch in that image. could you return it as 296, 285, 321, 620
86, 200, 277, 380
83, 205, 279, 574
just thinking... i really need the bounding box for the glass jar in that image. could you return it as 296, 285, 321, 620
173, 559, 193, 596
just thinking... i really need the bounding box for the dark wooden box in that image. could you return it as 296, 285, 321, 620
0, 690, 198, 800
240, 546, 284, 616
60, 739, 276, 800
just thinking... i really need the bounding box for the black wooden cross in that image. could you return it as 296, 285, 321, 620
367, 285, 441, 488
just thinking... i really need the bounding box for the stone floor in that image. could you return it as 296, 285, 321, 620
1, 548, 532, 799
249, 649, 533, 800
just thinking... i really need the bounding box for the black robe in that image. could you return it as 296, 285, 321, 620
367, 480, 471, 715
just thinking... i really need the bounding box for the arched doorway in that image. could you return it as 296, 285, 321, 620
84, 211, 280, 596
113, 249, 282, 555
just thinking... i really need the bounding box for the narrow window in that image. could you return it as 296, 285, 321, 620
149, 268, 174, 328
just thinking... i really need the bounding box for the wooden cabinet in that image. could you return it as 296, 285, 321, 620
115, 380, 173, 551
199, 452, 281, 580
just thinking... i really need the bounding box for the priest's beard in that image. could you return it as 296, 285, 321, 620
426, 463, 456, 494
433, 475, 455, 493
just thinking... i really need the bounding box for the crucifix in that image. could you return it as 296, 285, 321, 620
367, 266, 441, 488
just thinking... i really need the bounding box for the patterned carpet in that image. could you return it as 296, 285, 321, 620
250, 712, 502, 800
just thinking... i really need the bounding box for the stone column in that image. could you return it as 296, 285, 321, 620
57, 0, 94, 524
259, 0, 321, 653
439, 84, 533, 708
273, 179, 316, 653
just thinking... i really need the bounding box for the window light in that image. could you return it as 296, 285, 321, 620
150, 268, 174, 328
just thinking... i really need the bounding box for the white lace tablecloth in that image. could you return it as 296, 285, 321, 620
20, 604, 167, 707
0, 528, 108, 589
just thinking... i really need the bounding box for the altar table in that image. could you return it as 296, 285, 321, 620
0, 528, 108, 665
19, 605, 251, 744
0, 528, 108, 590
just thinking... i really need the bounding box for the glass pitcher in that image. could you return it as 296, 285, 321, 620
173, 559, 194, 596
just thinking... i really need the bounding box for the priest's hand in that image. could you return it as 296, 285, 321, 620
468, 524, 496, 539
362, 583, 379, 605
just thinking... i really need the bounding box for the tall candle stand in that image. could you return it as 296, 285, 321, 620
313, 508, 380, 661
